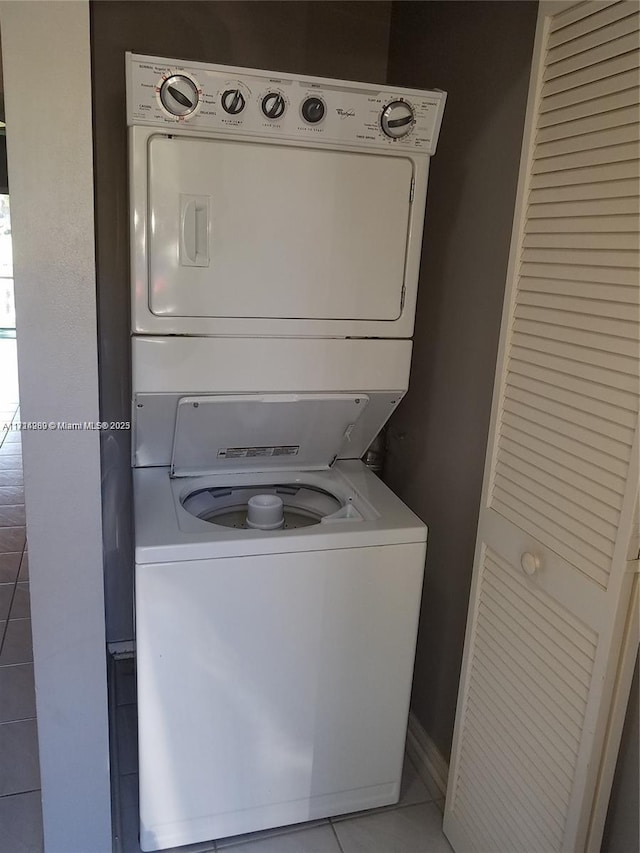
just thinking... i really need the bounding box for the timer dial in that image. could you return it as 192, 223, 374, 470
159, 75, 199, 117
301, 96, 325, 124
262, 93, 286, 120
381, 100, 415, 139
221, 89, 246, 115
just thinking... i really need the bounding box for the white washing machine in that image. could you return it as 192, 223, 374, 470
127, 54, 445, 851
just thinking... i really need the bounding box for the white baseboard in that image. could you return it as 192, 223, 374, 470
406, 710, 449, 800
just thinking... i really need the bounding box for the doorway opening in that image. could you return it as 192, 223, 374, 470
0, 191, 14, 335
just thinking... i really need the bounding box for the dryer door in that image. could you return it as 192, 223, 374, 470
147, 135, 413, 323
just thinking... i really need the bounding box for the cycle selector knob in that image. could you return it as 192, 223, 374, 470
301, 96, 325, 124
262, 93, 286, 120
159, 74, 199, 117
221, 89, 246, 115
381, 100, 415, 138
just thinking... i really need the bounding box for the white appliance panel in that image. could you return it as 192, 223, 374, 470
132, 336, 413, 394
133, 461, 428, 564
127, 53, 446, 155
171, 393, 369, 476
148, 136, 413, 321
137, 541, 425, 850
131, 337, 411, 469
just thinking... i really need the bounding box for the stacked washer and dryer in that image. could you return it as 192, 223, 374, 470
126, 53, 446, 852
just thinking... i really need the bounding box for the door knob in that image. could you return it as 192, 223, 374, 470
521, 552, 540, 576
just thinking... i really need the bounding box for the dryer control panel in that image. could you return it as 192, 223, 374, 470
126, 53, 446, 155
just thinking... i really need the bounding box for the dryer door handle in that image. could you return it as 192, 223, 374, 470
180, 194, 210, 267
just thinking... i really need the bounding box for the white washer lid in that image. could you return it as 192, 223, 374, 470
170, 393, 369, 476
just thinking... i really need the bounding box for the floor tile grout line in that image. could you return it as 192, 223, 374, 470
0, 659, 33, 670
329, 819, 346, 853
328, 795, 438, 827
0, 541, 25, 655
0, 404, 19, 451
0, 786, 41, 799
0, 714, 37, 726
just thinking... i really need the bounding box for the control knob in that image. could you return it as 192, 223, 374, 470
159, 75, 199, 117
221, 89, 246, 115
262, 92, 286, 120
381, 100, 415, 139
301, 96, 325, 124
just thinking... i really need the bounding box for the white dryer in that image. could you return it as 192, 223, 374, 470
128, 53, 445, 339
127, 54, 445, 852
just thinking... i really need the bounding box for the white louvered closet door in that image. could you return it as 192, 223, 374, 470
444, 3, 640, 852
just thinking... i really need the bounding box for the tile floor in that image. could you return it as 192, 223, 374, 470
113, 658, 451, 853
0, 337, 44, 852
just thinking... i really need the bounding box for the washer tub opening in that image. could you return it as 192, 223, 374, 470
181, 484, 344, 530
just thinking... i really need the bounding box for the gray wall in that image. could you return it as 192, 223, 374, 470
384, 1, 538, 760
90, 0, 393, 642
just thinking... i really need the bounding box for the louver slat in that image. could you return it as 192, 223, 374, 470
449, 550, 597, 848
458, 766, 543, 852
530, 158, 640, 188
521, 246, 639, 267
499, 430, 625, 515
506, 367, 636, 430
496, 446, 621, 533
527, 196, 639, 217
502, 402, 629, 480
463, 709, 567, 838
477, 611, 586, 729
471, 645, 583, 764
539, 86, 640, 127
494, 470, 615, 557
537, 105, 639, 144
541, 50, 639, 99
535, 122, 638, 158
517, 289, 639, 323
466, 679, 573, 807
509, 339, 639, 389
533, 140, 638, 172
511, 330, 639, 379
524, 228, 638, 248
548, 1, 638, 44
482, 574, 599, 684
470, 656, 580, 778
547, 12, 640, 64
540, 67, 639, 112
544, 32, 640, 82
514, 320, 637, 365
526, 213, 639, 232
509, 345, 637, 404
519, 261, 638, 286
